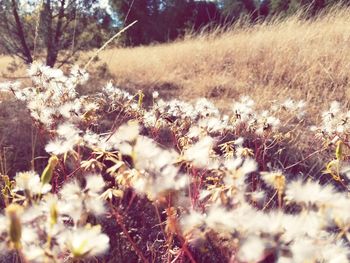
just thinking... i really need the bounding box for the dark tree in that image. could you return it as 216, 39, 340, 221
0, 0, 110, 66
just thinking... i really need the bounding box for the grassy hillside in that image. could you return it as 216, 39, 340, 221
92, 8, 350, 114
2, 8, 350, 111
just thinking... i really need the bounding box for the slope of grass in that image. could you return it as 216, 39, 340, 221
93, 8, 350, 114
2, 8, 350, 112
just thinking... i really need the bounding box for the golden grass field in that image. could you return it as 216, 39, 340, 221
91, 8, 350, 114
2, 8, 350, 112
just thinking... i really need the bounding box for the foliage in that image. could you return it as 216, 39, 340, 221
109, 0, 349, 45
0, 0, 113, 66
110, 0, 222, 45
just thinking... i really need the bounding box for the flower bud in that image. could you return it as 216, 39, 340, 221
41, 155, 59, 185
336, 140, 343, 161
50, 203, 58, 226
6, 204, 23, 248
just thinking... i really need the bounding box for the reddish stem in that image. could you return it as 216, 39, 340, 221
109, 203, 149, 263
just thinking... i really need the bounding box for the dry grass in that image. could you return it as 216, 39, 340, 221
89, 7, 350, 116
1, 8, 350, 175
2, 8, 350, 113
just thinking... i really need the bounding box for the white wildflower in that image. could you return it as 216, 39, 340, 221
184, 136, 214, 167
285, 179, 336, 206
60, 225, 109, 258
111, 121, 140, 143
14, 171, 51, 194
237, 235, 265, 263
152, 91, 159, 99
180, 210, 205, 235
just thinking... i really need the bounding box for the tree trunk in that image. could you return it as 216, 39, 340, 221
44, 0, 54, 66
11, 0, 32, 64
46, 0, 65, 67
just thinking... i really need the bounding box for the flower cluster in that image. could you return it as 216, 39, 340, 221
0, 172, 109, 262
0, 63, 349, 262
